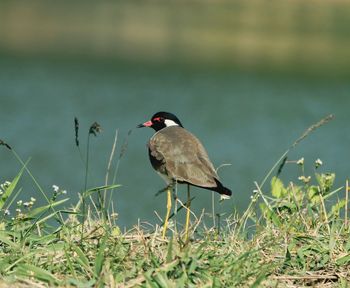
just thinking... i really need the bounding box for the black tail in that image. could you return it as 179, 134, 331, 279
214, 179, 232, 196
184, 179, 232, 196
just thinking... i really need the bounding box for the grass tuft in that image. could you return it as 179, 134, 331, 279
0, 156, 348, 287
0, 115, 349, 287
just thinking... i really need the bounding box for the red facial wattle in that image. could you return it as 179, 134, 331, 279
142, 120, 153, 127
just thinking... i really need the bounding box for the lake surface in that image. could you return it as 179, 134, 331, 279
0, 55, 349, 229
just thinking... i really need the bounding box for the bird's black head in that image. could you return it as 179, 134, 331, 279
137, 111, 184, 132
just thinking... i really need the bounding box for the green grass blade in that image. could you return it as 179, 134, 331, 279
70, 244, 94, 276
84, 184, 121, 197
94, 235, 107, 277
26, 198, 69, 218
0, 231, 20, 250
0, 166, 25, 209
16, 264, 61, 285
35, 209, 72, 225
166, 237, 173, 263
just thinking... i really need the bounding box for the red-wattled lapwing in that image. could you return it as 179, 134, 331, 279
138, 111, 231, 240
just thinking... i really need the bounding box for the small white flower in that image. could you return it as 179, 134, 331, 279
4, 209, 10, 215
52, 185, 59, 192
298, 175, 311, 184
23, 202, 30, 207
315, 158, 323, 168
15, 208, 21, 213
62, 190, 67, 195
110, 213, 118, 219
250, 195, 257, 202
252, 189, 258, 194
0, 181, 11, 190
30, 197, 36, 202
297, 157, 304, 165
17, 200, 23, 206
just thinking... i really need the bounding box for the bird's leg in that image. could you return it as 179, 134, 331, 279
162, 186, 172, 239
173, 181, 178, 234
185, 184, 191, 242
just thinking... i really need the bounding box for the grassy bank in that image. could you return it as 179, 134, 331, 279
1, 116, 350, 287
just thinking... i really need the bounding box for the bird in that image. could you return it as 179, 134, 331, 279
138, 111, 231, 240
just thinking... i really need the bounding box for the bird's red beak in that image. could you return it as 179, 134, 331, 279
137, 120, 153, 128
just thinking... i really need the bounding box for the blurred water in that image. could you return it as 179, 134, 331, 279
0, 55, 349, 229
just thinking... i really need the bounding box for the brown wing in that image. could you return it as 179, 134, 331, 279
148, 126, 219, 188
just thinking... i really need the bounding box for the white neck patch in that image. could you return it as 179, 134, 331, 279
164, 119, 179, 127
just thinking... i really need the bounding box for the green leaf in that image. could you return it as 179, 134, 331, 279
3, 252, 35, 274
268, 209, 282, 227
0, 231, 20, 249
296, 248, 306, 268
271, 176, 286, 198
94, 235, 107, 277
143, 270, 158, 288
336, 254, 350, 266
251, 270, 268, 288
166, 237, 173, 263
153, 272, 170, 287
260, 202, 282, 226
187, 258, 198, 275
259, 203, 268, 214
26, 198, 69, 218
84, 184, 121, 197
70, 244, 93, 275
16, 264, 61, 285
315, 173, 335, 193
35, 208, 70, 225
0, 167, 25, 209
308, 186, 320, 204
329, 199, 346, 219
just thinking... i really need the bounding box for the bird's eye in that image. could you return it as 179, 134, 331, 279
153, 117, 163, 122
